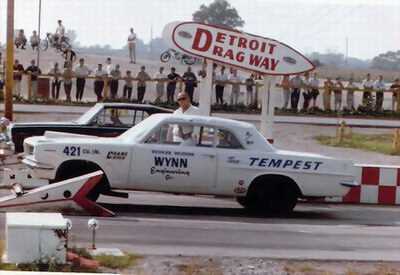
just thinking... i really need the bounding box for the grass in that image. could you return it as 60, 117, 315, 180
94, 253, 142, 270
315, 133, 398, 155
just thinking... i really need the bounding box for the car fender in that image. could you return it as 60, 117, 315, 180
246, 171, 303, 195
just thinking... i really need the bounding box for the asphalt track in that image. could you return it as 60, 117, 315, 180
1, 192, 396, 261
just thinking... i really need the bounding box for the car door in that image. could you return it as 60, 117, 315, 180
130, 122, 217, 194
215, 128, 250, 195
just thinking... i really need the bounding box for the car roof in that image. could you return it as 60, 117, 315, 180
151, 113, 255, 130
96, 102, 173, 113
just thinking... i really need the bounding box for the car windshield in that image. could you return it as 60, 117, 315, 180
74, 104, 103, 125
118, 114, 163, 142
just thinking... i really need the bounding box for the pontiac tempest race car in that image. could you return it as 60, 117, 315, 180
8, 103, 172, 153
22, 114, 358, 214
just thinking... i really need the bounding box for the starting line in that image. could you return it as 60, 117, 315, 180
0, 171, 114, 217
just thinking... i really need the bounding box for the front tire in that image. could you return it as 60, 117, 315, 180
54, 161, 109, 202
160, 51, 171, 63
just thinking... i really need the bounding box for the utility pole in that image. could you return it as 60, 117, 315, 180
5, 0, 15, 120
36, 0, 42, 67
345, 36, 349, 66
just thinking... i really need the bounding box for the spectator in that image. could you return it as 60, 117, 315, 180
362, 73, 374, 110
245, 74, 255, 107
15, 29, 27, 49
0, 54, 3, 93
323, 77, 333, 111
310, 72, 320, 109
182, 66, 197, 103
94, 64, 107, 101
13, 59, 24, 96
62, 47, 76, 68
55, 19, 65, 44
110, 64, 121, 99
62, 62, 73, 102
166, 67, 180, 104
127, 28, 136, 64
290, 74, 303, 110
105, 57, 113, 75
374, 75, 385, 112
215, 66, 228, 105
30, 31, 40, 51
302, 72, 312, 110
229, 69, 242, 106
49, 62, 62, 100
25, 59, 42, 99
346, 77, 358, 111
390, 78, 400, 111
136, 65, 151, 103
74, 58, 91, 102
333, 77, 344, 111
123, 70, 134, 101
154, 66, 167, 103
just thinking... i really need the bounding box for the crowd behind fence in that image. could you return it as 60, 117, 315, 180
1, 58, 400, 113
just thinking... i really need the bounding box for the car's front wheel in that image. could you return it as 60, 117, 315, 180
53, 160, 110, 202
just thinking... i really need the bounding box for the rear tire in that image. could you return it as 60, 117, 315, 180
247, 180, 299, 216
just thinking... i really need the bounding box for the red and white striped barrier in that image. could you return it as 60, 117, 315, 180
325, 165, 400, 205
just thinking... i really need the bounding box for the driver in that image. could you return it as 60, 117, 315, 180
110, 109, 123, 126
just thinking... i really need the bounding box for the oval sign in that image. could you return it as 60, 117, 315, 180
168, 21, 315, 75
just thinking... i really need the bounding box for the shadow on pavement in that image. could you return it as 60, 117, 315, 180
99, 203, 336, 224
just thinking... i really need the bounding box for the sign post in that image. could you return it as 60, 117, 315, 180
198, 60, 213, 116
5, 0, 14, 121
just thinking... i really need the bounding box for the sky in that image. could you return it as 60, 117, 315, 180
0, 0, 399, 60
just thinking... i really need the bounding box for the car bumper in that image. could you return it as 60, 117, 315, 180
22, 155, 55, 179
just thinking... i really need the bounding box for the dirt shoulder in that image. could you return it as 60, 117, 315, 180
119, 256, 400, 275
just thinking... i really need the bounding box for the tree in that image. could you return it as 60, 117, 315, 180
66, 30, 79, 47
192, 0, 244, 29
371, 50, 400, 71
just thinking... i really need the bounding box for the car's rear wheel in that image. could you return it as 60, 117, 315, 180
246, 176, 300, 216
53, 160, 109, 202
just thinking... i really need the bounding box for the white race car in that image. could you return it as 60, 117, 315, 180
22, 114, 358, 214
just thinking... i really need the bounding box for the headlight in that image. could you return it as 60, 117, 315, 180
24, 143, 34, 155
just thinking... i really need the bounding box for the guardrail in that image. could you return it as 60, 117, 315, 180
3, 71, 400, 111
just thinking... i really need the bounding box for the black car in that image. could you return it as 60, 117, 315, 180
9, 103, 172, 153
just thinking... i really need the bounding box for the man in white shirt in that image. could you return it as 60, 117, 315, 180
127, 28, 137, 64
215, 66, 228, 105
105, 57, 113, 75
362, 73, 374, 110
171, 92, 200, 143
74, 58, 91, 101
374, 75, 385, 112
55, 20, 65, 45
229, 69, 242, 106
154, 67, 167, 103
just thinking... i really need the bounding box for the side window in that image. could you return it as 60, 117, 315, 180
198, 126, 215, 147
95, 108, 148, 127
216, 129, 243, 149
145, 123, 214, 147
133, 110, 149, 125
